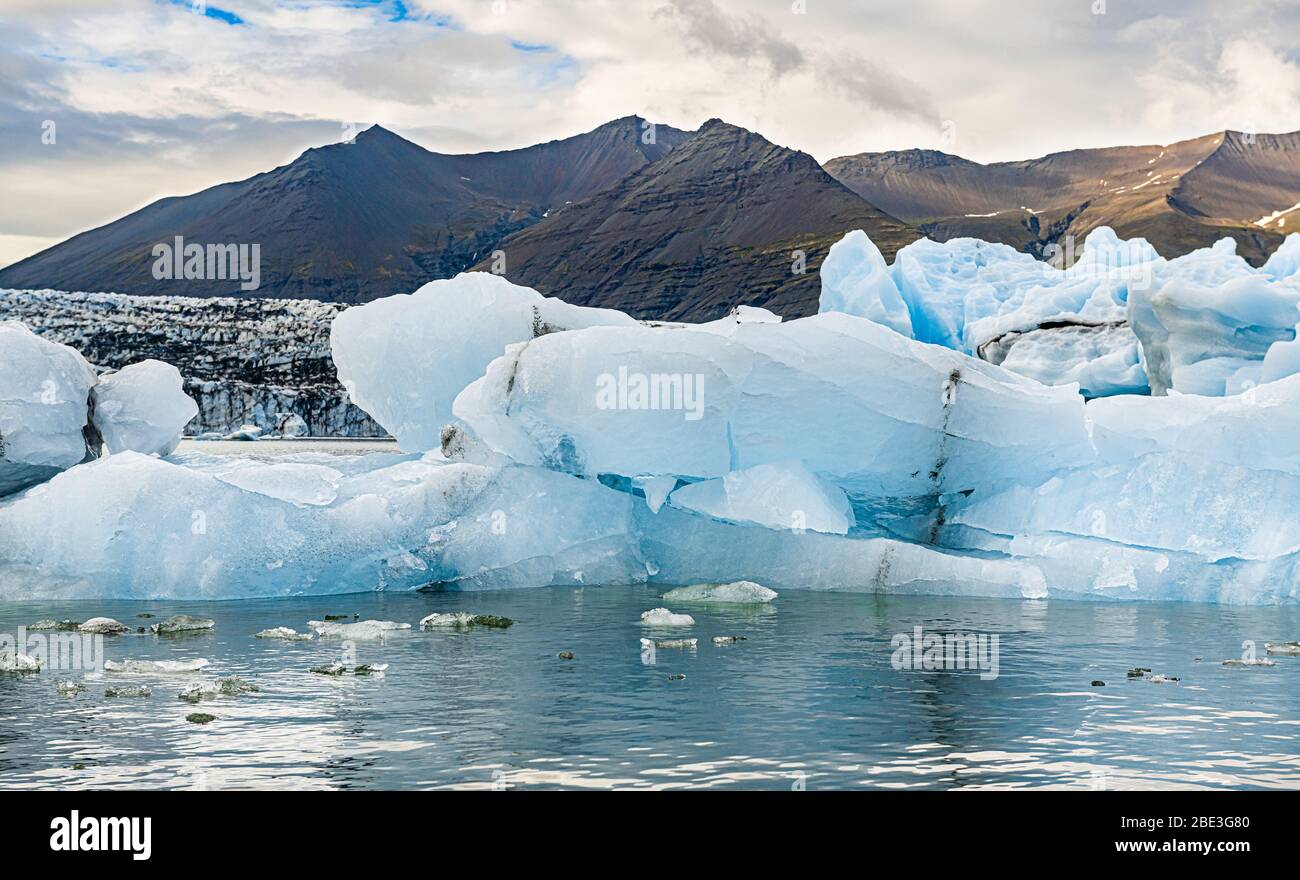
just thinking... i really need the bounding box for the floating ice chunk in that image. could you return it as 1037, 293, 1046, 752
712, 635, 747, 645
819, 230, 914, 336
1266, 642, 1300, 655
91, 360, 197, 456
418, 612, 513, 629
640, 637, 696, 649
0, 650, 41, 673
455, 312, 1094, 502
309, 619, 410, 639
105, 658, 209, 674
104, 685, 151, 697
29, 619, 79, 631
330, 272, 636, 451
180, 677, 259, 702
56, 680, 84, 695
668, 461, 852, 535
661, 581, 777, 603
150, 614, 214, 634
1222, 658, 1275, 667
640, 608, 695, 626
78, 617, 130, 634
0, 321, 99, 497
255, 627, 313, 641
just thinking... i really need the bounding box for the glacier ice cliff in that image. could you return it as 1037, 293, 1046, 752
0, 289, 383, 437
2, 248, 1299, 604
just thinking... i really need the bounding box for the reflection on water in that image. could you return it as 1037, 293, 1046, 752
0, 588, 1296, 790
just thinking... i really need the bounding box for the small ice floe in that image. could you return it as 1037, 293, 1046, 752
0, 651, 41, 673
309, 619, 410, 639
255, 626, 313, 641
186, 712, 216, 724
640, 608, 695, 626
105, 658, 209, 674
712, 635, 748, 645
179, 677, 260, 703
1222, 658, 1276, 667
56, 680, 85, 696
310, 661, 388, 676
104, 685, 151, 698
640, 637, 696, 650
419, 612, 515, 630
79, 617, 131, 635
661, 581, 777, 604
666, 673, 687, 681
1126, 667, 1151, 678
29, 619, 80, 632
1145, 674, 1180, 684
151, 614, 214, 635
1266, 642, 1300, 655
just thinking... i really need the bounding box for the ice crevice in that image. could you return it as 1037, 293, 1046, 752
3, 227, 1300, 604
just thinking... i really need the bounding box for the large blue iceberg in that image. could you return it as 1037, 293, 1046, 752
2, 228, 1298, 604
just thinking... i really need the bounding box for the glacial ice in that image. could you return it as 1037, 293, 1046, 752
640, 608, 695, 626
818, 230, 913, 336
661, 581, 777, 603
6, 231, 1300, 607
0, 321, 99, 496
453, 311, 1094, 502
91, 360, 198, 456
821, 225, 1300, 401
330, 272, 635, 451
666, 461, 852, 535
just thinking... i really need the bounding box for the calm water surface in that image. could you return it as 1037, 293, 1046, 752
0, 588, 1296, 790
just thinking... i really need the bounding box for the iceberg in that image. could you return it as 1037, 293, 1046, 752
91, 360, 198, 456
661, 581, 777, 603
453, 311, 1094, 504
0, 321, 100, 497
818, 229, 913, 336
309, 619, 410, 639
150, 614, 215, 634
330, 272, 635, 451
6, 233, 1300, 608
254, 626, 313, 641
640, 608, 695, 626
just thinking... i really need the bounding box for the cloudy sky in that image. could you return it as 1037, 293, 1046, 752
2, 0, 1299, 266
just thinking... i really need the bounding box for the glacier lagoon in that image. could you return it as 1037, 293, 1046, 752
0, 585, 1296, 790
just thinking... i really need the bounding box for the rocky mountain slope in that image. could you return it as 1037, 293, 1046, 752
0, 117, 693, 302
474, 119, 919, 321
825, 130, 1300, 264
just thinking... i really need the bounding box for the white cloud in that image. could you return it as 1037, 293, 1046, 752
1, 0, 1298, 262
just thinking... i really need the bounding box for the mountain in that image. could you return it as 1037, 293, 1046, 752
825, 130, 1300, 264
473, 119, 919, 321
0, 117, 694, 302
